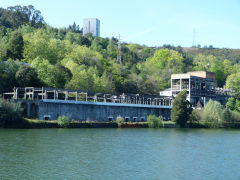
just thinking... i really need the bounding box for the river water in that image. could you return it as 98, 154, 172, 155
0, 128, 240, 180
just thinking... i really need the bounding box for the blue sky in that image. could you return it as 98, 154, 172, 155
2, 0, 240, 48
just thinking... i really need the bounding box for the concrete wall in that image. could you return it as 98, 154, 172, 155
38, 100, 171, 122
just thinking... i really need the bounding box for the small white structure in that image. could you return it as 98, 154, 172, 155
160, 88, 172, 97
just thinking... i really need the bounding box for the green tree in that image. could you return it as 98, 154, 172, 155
54, 64, 72, 88
146, 49, 184, 73
226, 97, 236, 111
201, 99, 224, 128
209, 60, 225, 87
0, 60, 20, 93
15, 65, 41, 87
31, 58, 59, 87
107, 40, 117, 59
193, 54, 216, 71
226, 72, 240, 97
171, 90, 192, 127
0, 39, 7, 60
7, 32, 24, 60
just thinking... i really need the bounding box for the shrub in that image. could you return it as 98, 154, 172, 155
201, 99, 224, 128
0, 98, 23, 128
189, 109, 201, 123
147, 115, 163, 128
230, 111, 240, 122
115, 116, 124, 128
57, 115, 71, 128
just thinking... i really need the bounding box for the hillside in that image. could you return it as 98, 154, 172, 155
0, 5, 240, 97
183, 47, 240, 63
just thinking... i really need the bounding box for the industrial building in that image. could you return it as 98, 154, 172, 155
160, 71, 233, 107
3, 71, 233, 121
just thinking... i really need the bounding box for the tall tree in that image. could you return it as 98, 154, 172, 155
171, 90, 192, 127
8, 32, 24, 60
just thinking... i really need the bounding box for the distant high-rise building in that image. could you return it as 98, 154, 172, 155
83, 18, 100, 37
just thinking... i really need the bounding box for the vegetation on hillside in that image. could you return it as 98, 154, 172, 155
0, 5, 240, 97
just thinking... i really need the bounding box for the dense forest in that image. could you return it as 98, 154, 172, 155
1, 5, 240, 97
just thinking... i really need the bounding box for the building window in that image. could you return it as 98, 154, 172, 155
44, 115, 51, 120
133, 117, 138, 122
125, 117, 130, 122
140, 117, 145, 122
108, 117, 113, 122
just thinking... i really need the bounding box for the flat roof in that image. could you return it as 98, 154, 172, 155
171, 71, 216, 80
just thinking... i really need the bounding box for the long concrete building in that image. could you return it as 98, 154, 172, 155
3, 87, 172, 121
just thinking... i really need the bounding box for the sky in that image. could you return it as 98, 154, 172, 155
1, 0, 240, 48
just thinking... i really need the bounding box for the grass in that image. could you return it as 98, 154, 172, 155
25, 118, 176, 125
163, 121, 175, 125
24, 118, 57, 124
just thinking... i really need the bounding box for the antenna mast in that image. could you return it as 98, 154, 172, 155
192, 28, 196, 47
117, 34, 122, 64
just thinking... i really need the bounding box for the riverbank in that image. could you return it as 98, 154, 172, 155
0, 118, 178, 129
2, 118, 240, 129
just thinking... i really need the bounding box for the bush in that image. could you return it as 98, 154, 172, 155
147, 115, 163, 128
0, 98, 23, 128
57, 115, 71, 128
201, 100, 224, 128
189, 109, 201, 123
230, 111, 240, 122
115, 116, 124, 128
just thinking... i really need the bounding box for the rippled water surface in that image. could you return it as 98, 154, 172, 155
0, 128, 240, 180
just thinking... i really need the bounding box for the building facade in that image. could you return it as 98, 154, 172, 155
160, 71, 232, 107
3, 87, 172, 121
171, 71, 217, 106
83, 18, 100, 37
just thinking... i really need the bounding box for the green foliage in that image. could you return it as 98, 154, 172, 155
189, 109, 201, 123
32, 58, 71, 88
57, 115, 71, 128
171, 90, 192, 127
147, 115, 163, 128
226, 97, 236, 111
189, 99, 240, 127
115, 116, 124, 128
226, 73, 240, 97
15, 65, 41, 87
0, 5, 44, 31
230, 111, 240, 122
201, 100, 224, 128
0, 59, 20, 94
0, 98, 23, 128
7, 32, 24, 60
1, 4, 240, 98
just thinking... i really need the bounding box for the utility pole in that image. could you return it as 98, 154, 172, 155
117, 34, 122, 64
